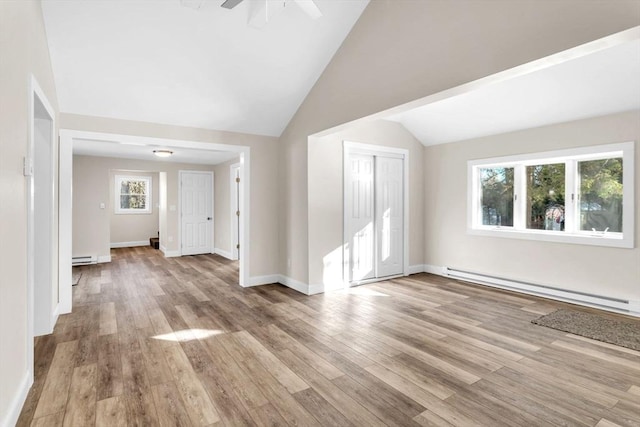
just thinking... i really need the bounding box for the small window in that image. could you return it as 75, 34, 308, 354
115, 175, 151, 214
468, 142, 634, 248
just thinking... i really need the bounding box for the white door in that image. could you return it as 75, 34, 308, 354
345, 151, 404, 283
181, 171, 213, 255
376, 156, 404, 277
346, 154, 375, 282
230, 163, 241, 260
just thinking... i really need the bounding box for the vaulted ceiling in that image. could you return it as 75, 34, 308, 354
42, 0, 369, 137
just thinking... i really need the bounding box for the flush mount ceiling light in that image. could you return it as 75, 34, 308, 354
153, 149, 173, 157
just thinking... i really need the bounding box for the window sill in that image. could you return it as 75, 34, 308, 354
114, 211, 152, 215
468, 227, 633, 249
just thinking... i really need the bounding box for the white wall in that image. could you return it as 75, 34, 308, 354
213, 158, 240, 258
278, 0, 640, 285
307, 120, 424, 287
424, 111, 640, 303
62, 114, 280, 276
109, 171, 159, 246
0, 1, 59, 424
73, 155, 216, 260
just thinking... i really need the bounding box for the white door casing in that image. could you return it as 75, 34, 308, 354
230, 163, 241, 261
180, 171, 213, 256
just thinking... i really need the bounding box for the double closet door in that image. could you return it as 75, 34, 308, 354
346, 151, 404, 283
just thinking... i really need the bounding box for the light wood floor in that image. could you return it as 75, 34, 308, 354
17, 247, 640, 426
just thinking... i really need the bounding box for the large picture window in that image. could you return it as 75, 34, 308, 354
468, 142, 634, 248
115, 175, 152, 214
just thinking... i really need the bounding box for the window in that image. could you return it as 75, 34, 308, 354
479, 167, 514, 227
468, 142, 634, 248
115, 175, 151, 214
526, 163, 565, 231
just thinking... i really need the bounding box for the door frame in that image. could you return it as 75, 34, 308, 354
230, 162, 241, 261
59, 129, 252, 288
178, 170, 214, 256
343, 141, 409, 285
27, 75, 59, 386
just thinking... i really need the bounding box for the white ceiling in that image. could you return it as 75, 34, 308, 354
73, 137, 239, 165
42, 0, 369, 136
388, 39, 640, 146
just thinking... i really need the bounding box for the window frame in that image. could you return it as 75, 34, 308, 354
468, 142, 634, 248
114, 174, 152, 215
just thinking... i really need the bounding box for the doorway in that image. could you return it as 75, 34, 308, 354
180, 170, 214, 256
344, 142, 408, 284
28, 76, 59, 357
60, 130, 252, 288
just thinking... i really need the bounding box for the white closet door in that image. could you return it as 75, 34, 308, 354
347, 154, 375, 282
375, 156, 404, 277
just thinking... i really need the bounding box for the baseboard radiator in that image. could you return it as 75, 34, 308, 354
72, 255, 97, 266
443, 267, 638, 317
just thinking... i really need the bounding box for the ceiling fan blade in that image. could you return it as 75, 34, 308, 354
293, 0, 322, 19
221, 0, 244, 9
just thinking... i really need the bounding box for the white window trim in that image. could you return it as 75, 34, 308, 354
115, 175, 152, 214
467, 142, 634, 249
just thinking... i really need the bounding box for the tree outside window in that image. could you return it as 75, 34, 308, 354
579, 158, 623, 232
526, 163, 565, 231
480, 167, 514, 227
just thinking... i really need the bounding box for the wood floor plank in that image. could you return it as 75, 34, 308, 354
163, 344, 221, 425
20, 247, 640, 426
248, 403, 291, 427
99, 302, 117, 336
232, 330, 310, 393
33, 340, 79, 418
95, 396, 128, 427
96, 333, 123, 400
29, 412, 64, 427
62, 363, 97, 427
150, 382, 192, 427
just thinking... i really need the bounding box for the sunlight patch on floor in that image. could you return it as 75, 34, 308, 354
152, 328, 225, 342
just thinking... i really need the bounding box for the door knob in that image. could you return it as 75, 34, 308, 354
207, 217, 212, 220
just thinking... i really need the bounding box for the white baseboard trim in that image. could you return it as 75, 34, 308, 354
307, 283, 325, 295
244, 274, 280, 287
162, 249, 181, 258
110, 240, 148, 249
278, 275, 311, 295
97, 255, 111, 263
1, 370, 32, 427
407, 264, 425, 275
214, 248, 234, 260
424, 264, 447, 275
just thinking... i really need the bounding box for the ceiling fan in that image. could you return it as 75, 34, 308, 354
221, 0, 323, 20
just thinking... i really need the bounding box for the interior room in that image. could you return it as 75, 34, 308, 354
1, 1, 639, 426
